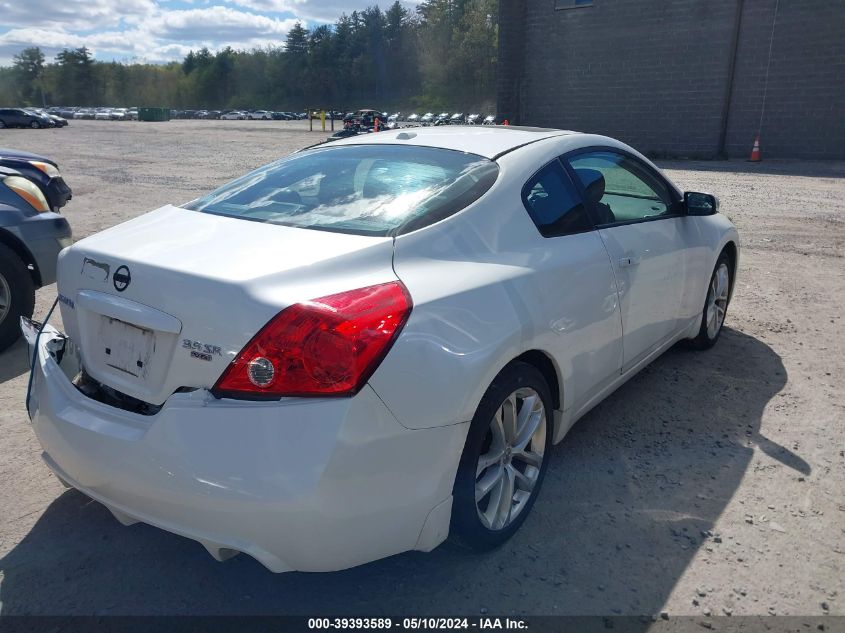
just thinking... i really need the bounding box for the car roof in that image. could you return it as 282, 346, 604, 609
322, 125, 578, 159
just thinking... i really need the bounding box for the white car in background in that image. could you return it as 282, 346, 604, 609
220, 111, 246, 120
94, 109, 113, 120
26, 127, 739, 573
248, 110, 272, 120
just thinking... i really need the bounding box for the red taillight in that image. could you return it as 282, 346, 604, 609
212, 281, 412, 398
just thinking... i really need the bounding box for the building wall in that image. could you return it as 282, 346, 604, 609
496, 0, 527, 123
725, 0, 845, 159
499, 0, 845, 159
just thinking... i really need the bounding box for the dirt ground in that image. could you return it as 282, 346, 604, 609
0, 120, 842, 617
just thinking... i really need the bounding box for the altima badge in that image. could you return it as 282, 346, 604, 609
183, 339, 222, 362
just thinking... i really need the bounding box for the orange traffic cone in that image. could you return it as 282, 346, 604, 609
748, 135, 761, 162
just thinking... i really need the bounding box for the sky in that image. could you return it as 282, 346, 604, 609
0, 0, 421, 66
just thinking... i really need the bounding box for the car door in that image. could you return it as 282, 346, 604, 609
1, 109, 21, 126
564, 149, 687, 372
521, 158, 623, 413
13, 110, 29, 126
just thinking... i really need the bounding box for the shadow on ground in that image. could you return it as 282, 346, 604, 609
0, 328, 804, 615
0, 339, 30, 385
656, 158, 845, 179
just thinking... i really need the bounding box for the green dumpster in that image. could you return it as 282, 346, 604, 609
138, 107, 171, 122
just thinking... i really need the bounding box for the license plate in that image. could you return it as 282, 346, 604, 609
97, 317, 154, 379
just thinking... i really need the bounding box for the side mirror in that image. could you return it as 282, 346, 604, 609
684, 191, 719, 216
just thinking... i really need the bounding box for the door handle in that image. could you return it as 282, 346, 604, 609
617, 256, 641, 268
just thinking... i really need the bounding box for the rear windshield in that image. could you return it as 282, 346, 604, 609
183, 144, 499, 236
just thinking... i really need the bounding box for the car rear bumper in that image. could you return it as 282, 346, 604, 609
27, 330, 465, 572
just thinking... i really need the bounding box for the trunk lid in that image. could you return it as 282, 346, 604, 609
57, 205, 396, 405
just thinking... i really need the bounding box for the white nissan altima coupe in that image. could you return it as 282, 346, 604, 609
25, 126, 739, 572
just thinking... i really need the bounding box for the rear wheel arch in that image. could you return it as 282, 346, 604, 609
512, 349, 561, 412
721, 241, 737, 293
450, 359, 555, 549
459, 348, 563, 444
0, 229, 41, 286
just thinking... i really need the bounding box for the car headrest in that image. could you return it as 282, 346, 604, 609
575, 168, 606, 205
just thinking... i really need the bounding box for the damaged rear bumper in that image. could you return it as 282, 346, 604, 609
25, 328, 465, 572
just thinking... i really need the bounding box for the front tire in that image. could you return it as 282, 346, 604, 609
690, 252, 732, 350
451, 362, 553, 550
30, 121, 41, 129
0, 244, 36, 352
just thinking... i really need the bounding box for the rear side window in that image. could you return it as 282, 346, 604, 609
184, 144, 499, 236
522, 160, 593, 237
567, 151, 674, 225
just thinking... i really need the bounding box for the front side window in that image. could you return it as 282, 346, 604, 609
184, 144, 498, 237
522, 160, 592, 237
567, 151, 674, 225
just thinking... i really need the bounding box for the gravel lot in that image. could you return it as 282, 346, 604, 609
0, 120, 843, 617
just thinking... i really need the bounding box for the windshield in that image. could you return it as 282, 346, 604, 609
184, 144, 499, 236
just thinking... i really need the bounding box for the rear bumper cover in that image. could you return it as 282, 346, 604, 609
27, 330, 466, 572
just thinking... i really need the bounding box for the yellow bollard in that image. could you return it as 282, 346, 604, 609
321, 110, 326, 132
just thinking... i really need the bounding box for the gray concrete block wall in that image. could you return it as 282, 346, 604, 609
497, 0, 527, 122
499, 0, 845, 159
725, 0, 845, 159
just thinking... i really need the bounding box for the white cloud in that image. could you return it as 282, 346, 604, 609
224, 0, 420, 22
0, 0, 156, 31
147, 6, 298, 41
0, 0, 421, 66
0, 6, 301, 64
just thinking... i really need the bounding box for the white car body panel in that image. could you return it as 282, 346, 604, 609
27, 127, 739, 572
599, 219, 690, 370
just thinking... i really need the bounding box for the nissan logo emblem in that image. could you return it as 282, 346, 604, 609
113, 265, 131, 292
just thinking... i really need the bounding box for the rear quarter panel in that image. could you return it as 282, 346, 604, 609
369, 135, 626, 431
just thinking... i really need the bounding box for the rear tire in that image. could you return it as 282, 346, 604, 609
30, 121, 40, 129
0, 120, 6, 129
689, 252, 732, 350
451, 362, 553, 551
0, 244, 36, 352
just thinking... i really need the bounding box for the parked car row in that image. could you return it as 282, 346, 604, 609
3, 106, 507, 128
0, 147, 73, 351
171, 110, 308, 120
404, 112, 506, 126
44, 107, 138, 121
0, 108, 69, 129
339, 111, 508, 127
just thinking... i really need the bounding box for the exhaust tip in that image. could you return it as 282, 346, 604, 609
202, 542, 241, 563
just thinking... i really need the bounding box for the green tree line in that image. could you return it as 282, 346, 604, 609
0, 0, 497, 112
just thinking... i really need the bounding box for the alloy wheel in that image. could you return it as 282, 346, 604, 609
475, 387, 546, 530
706, 262, 730, 339
0, 273, 10, 326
